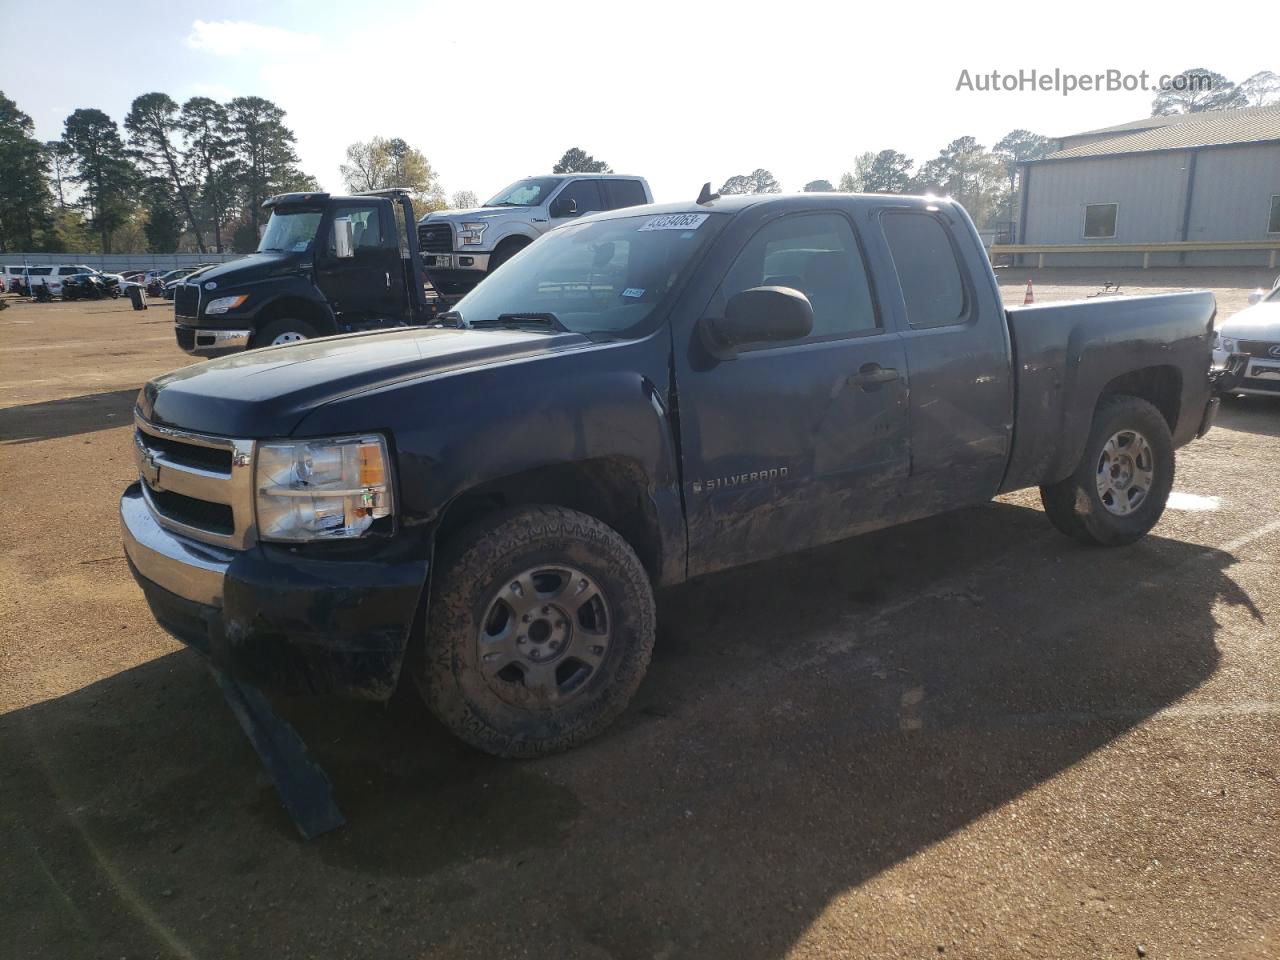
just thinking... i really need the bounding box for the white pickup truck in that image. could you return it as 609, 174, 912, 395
417, 173, 652, 298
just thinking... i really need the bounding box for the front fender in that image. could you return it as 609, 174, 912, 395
292, 334, 685, 583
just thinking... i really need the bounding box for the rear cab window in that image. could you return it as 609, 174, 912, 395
602, 180, 648, 210
879, 212, 969, 329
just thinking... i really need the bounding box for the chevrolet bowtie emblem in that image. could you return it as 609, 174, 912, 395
141, 451, 162, 489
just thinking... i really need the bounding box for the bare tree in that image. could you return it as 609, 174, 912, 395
1240, 71, 1280, 107
1151, 68, 1246, 115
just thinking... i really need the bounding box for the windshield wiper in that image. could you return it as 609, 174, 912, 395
470, 312, 567, 332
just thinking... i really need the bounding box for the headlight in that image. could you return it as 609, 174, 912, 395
459, 222, 488, 245
255, 435, 394, 541
1219, 335, 1238, 354
205, 294, 249, 315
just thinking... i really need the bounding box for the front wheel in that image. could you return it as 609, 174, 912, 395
252, 317, 319, 348
486, 239, 530, 275
1040, 395, 1174, 546
417, 505, 656, 758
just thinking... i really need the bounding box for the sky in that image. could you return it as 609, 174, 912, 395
5, 0, 1276, 204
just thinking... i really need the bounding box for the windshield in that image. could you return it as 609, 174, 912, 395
258, 208, 323, 253
484, 177, 562, 207
452, 212, 726, 339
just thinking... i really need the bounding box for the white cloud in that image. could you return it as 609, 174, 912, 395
187, 20, 319, 57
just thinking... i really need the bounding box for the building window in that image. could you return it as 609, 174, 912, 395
1083, 203, 1118, 239
1269, 195, 1280, 234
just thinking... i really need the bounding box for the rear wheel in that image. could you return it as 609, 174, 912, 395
1040, 395, 1174, 546
252, 317, 319, 348
417, 505, 656, 758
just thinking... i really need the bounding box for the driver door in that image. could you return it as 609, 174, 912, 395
316, 202, 405, 323
675, 211, 912, 577
548, 180, 605, 227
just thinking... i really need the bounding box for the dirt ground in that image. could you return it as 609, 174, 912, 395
1, 270, 1278, 960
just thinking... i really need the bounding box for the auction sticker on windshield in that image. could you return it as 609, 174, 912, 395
637, 213, 710, 232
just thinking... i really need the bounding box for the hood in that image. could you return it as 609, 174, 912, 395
1219, 300, 1280, 341
422, 206, 521, 223
181, 251, 308, 292
138, 326, 590, 437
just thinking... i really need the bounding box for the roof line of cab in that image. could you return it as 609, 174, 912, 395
574, 191, 960, 223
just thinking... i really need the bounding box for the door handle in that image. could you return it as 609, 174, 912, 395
848, 363, 899, 390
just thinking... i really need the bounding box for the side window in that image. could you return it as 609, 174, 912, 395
718, 212, 877, 340
602, 180, 647, 210
329, 204, 384, 253
58, 266, 81, 275
550, 180, 604, 218
880, 212, 967, 329
29, 267, 52, 276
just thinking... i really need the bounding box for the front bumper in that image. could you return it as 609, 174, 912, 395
422, 252, 490, 273
176, 324, 251, 357
121, 483, 428, 698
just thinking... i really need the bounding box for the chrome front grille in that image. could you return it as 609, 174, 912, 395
1238, 340, 1280, 358
134, 414, 256, 549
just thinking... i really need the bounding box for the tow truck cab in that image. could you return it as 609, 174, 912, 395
173, 189, 433, 357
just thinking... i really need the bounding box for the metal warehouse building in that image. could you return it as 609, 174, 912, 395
1013, 105, 1280, 268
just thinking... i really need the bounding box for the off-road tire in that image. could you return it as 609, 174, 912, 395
417, 505, 656, 758
252, 318, 319, 348
1040, 395, 1174, 547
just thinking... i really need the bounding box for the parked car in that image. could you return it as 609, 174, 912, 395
5, 263, 94, 296
417, 173, 652, 300
102, 272, 143, 295
123, 190, 1223, 760
61, 272, 120, 300
10, 266, 52, 295
1212, 280, 1280, 396
162, 265, 217, 300
171, 190, 433, 355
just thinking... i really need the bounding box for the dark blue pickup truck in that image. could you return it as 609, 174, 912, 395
122, 192, 1221, 757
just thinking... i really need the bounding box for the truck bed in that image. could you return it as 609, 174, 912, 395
1000, 290, 1217, 493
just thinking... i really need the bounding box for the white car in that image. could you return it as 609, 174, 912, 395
5, 263, 95, 296
101, 272, 143, 294
1213, 276, 1280, 397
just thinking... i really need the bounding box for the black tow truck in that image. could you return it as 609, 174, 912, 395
173, 188, 437, 356
127, 189, 1234, 770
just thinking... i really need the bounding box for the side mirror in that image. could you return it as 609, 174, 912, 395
333, 217, 355, 259
1248, 288, 1265, 306
551, 196, 579, 218
703, 286, 814, 358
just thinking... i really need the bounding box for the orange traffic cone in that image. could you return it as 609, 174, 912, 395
1023, 280, 1035, 305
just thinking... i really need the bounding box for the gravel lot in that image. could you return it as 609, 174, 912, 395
2, 270, 1278, 959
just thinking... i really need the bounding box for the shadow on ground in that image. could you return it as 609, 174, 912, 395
1218, 393, 1280, 437
1, 502, 1253, 958
0, 389, 137, 444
